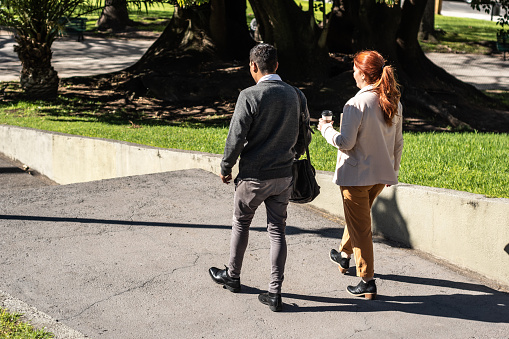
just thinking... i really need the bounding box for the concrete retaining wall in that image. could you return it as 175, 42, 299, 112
0, 125, 229, 184
1, 125, 508, 287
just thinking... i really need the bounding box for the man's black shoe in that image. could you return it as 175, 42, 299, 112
330, 249, 350, 274
209, 266, 241, 293
258, 292, 283, 312
347, 279, 377, 300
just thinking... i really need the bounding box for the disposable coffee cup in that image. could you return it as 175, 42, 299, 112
322, 110, 333, 123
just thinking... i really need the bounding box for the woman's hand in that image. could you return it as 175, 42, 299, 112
317, 118, 333, 132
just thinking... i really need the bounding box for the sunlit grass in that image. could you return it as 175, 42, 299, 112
78, 3, 175, 32
399, 132, 508, 198
0, 100, 507, 198
0, 308, 54, 339
420, 15, 500, 54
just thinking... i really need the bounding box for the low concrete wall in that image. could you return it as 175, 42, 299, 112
0, 125, 230, 184
1, 125, 508, 287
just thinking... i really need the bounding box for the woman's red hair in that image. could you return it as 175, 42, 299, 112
353, 50, 401, 126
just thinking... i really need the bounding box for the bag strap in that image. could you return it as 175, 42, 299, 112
293, 86, 312, 162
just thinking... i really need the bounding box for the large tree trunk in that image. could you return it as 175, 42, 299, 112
353, 0, 402, 63
326, 0, 355, 53
97, 0, 133, 31
123, 1, 254, 103
14, 37, 59, 100
419, 0, 435, 41
248, 0, 329, 81
209, 0, 254, 59
134, 1, 253, 68
325, 0, 401, 64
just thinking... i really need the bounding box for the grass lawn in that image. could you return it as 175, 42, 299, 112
419, 15, 501, 54
0, 308, 54, 339
0, 99, 507, 199
79, 3, 175, 33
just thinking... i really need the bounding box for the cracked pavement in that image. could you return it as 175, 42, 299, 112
0, 159, 508, 338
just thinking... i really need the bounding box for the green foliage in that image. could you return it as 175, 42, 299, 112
294, 0, 332, 23
0, 308, 54, 339
470, 0, 509, 31
0, 0, 86, 43
174, 0, 209, 7
375, 0, 400, 7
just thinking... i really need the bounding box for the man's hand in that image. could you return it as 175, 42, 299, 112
220, 173, 232, 184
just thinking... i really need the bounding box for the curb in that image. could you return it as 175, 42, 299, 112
1, 290, 87, 338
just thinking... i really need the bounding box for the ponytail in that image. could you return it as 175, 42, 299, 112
353, 51, 401, 126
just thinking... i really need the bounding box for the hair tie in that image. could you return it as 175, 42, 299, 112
381, 63, 386, 71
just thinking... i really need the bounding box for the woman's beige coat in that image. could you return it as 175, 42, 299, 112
321, 85, 404, 186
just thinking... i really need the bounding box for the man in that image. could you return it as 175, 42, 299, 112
209, 43, 311, 312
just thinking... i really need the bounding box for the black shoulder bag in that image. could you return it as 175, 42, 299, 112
290, 88, 320, 204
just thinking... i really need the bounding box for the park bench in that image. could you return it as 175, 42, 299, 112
496, 30, 509, 61
59, 17, 87, 42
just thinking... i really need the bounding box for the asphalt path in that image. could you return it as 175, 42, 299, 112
0, 165, 508, 338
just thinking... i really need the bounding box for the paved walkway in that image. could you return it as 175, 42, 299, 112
1, 155, 509, 338
426, 53, 509, 91
0, 34, 155, 81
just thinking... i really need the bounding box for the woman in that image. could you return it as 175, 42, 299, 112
317, 50, 404, 300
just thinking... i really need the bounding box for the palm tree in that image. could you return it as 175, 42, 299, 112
0, 0, 86, 100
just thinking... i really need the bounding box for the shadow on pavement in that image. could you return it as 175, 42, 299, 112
376, 273, 509, 323
239, 275, 509, 323
0, 214, 342, 239
0, 167, 25, 174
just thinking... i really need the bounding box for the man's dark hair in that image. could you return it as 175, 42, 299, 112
249, 43, 278, 74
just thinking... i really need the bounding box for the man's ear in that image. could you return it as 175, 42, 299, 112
274, 62, 279, 72
251, 61, 258, 73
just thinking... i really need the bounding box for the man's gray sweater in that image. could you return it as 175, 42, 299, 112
221, 80, 310, 181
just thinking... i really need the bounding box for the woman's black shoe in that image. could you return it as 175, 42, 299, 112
330, 249, 350, 274
209, 266, 241, 293
258, 292, 283, 312
347, 279, 377, 300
